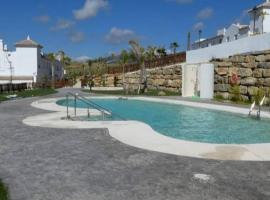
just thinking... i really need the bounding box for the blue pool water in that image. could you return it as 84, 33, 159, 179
57, 99, 270, 144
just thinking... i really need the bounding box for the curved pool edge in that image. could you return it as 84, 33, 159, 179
23, 97, 270, 161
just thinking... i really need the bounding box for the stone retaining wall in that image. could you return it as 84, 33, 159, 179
93, 64, 182, 93
212, 51, 270, 102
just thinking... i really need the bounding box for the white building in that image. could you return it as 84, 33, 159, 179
191, 0, 270, 50
184, 0, 270, 99
0, 36, 64, 85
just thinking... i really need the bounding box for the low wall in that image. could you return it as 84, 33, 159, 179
212, 51, 270, 102
187, 33, 270, 64
93, 64, 182, 93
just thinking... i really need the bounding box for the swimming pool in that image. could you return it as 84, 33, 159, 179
57, 98, 270, 144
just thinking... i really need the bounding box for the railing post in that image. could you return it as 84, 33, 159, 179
66, 94, 69, 119
74, 94, 77, 117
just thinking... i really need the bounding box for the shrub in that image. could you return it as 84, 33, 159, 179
230, 85, 241, 102
254, 88, 265, 105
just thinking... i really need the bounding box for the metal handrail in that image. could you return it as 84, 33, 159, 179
66, 92, 125, 120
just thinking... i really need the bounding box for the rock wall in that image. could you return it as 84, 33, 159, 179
212, 51, 270, 102
93, 64, 182, 93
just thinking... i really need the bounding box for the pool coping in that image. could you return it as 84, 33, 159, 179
23, 96, 270, 161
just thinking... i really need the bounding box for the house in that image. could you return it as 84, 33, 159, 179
191, 0, 270, 50
0, 36, 64, 86
184, 0, 270, 99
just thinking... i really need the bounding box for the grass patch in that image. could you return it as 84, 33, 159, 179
0, 88, 57, 102
0, 180, 9, 200
82, 89, 180, 96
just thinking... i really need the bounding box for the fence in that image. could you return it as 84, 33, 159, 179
0, 83, 28, 93
107, 52, 186, 74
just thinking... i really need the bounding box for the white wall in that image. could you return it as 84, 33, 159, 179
198, 64, 214, 99
187, 32, 270, 64
11, 47, 38, 77
182, 64, 198, 97
263, 9, 270, 33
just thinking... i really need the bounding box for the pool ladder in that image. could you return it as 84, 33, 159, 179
65, 92, 124, 120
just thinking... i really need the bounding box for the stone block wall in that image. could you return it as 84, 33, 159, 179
212, 51, 270, 102
93, 64, 182, 93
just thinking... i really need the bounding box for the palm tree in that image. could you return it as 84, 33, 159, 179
170, 42, 179, 54
87, 59, 94, 91
145, 46, 157, 61
129, 40, 146, 94
156, 47, 167, 58
119, 50, 130, 94
47, 53, 56, 89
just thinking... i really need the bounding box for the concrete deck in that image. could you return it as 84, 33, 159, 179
0, 89, 270, 199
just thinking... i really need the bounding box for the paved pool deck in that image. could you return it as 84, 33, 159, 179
0, 88, 270, 199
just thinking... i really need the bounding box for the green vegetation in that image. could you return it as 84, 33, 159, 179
0, 180, 9, 200
254, 88, 265, 105
82, 89, 180, 96
230, 85, 241, 102
0, 88, 57, 102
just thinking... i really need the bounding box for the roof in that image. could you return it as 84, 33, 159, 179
248, 1, 270, 13
193, 35, 224, 45
237, 24, 249, 30
15, 36, 43, 48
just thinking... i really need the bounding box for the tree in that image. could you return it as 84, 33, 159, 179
47, 53, 56, 89
156, 47, 167, 57
87, 59, 94, 91
129, 40, 146, 94
170, 42, 179, 54
119, 50, 130, 94
145, 46, 157, 61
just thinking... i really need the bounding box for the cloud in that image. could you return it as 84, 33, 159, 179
51, 19, 75, 31
73, 0, 108, 20
105, 27, 141, 45
34, 15, 50, 23
69, 31, 85, 43
197, 8, 213, 20
74, 56, 91, 62
193, 22, 204, 31
234, 10, 249, 23
168, 0, 193, 4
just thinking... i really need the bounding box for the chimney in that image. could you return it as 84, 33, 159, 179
0, 40, 3, 51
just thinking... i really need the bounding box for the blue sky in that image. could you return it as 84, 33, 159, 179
0, 0, 263, 60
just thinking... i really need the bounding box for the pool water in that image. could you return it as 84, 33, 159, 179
57, 99, 270, 144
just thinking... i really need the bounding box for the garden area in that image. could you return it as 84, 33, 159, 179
0, 88, 57, 103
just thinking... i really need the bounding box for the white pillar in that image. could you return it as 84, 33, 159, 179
199, 63, 214, 99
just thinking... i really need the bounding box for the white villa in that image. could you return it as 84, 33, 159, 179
183, 0, 270, 99
0, 36, 64, 86
191, 0, 270, 50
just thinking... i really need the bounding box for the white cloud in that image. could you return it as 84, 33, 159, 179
34, 15, 50, 23
73, 0, 108, 20
69, 31, 85, 43
193, 22, 204, 31
51, 19, 75, 31
105, 27, 140, 44
74, 56, 92, 62
197, 8, 213, 20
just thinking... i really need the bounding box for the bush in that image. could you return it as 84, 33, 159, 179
0, 180, 9, 200
254, 88, 265, 105
230, 85, 241, 102
215, 94, 225, 101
